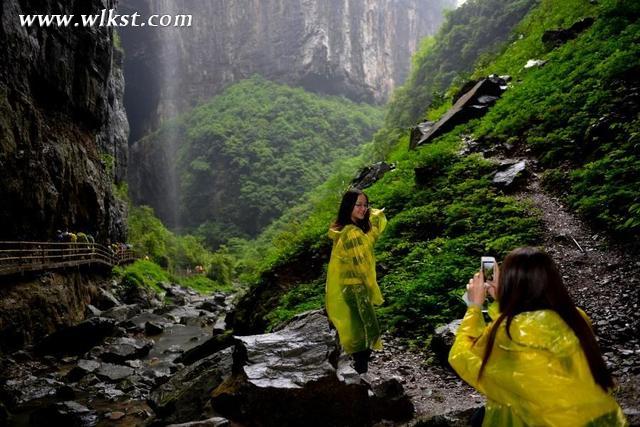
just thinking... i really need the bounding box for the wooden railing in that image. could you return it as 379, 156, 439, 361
0, 241, 137, 276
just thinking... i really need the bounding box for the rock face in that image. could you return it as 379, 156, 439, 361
410, 75, 509, 149
0, 0, 129, 242
119, 0, 456, 141
0, 272, 104, 353
211, 310, 413, 426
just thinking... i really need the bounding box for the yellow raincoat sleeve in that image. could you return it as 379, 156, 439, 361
448, 307, 628, 426
369, 208, 387, 241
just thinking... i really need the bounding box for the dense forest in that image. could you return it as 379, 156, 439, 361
136, 77, 383, 247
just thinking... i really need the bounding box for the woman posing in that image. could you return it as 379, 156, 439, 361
449, 247, 627, 426
326, 188, 387, 374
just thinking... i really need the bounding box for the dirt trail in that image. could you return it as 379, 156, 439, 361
369, 169, 640, 425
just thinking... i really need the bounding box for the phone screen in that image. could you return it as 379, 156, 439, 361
482, 261, 495, 281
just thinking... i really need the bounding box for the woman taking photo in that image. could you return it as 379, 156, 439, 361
326, 188, 387, 374
449, 247, 627, 426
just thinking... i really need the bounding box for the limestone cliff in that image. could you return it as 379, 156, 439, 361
119, 0, 456, 141
0, 0, 129, 242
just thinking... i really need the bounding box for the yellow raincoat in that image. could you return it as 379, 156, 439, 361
449, 304, 627, 426
325, 209, 387, 354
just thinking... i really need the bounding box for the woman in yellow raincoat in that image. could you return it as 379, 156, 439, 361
449, 247, 627, 426
326, 188, 387, 373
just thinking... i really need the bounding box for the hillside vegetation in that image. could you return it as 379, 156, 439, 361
229, 0, 640, 345
146, 76, 383, 248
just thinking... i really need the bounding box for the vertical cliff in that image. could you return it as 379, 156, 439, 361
0, 0, 129, 242
119, 0, 456, 141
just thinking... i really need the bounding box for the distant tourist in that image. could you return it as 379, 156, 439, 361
449, 247, 627, 426
325, 188, 387, 374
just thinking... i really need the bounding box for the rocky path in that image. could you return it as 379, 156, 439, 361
369, 166, 640, 425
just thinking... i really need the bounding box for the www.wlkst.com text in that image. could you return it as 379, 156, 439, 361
20, 9, 192, 27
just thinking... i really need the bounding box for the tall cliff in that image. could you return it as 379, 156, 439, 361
0, 0, 129, 242
119, 0, 456, 141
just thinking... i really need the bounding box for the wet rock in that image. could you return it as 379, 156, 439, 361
211, 310, 376, 426
95, 289, 121, 310
101, 304, 142, 324
30, 401, 98, 427
166, 417, 231, 427
117, 280, 160, 308
164, 306, 202, 324
492, 160, 528, 191
65, 359, 101, 382
1, 376, 67, 410
123, 312, 171, 332
212, 315, 227, 335
351, 162, 396, 190
432, 319, 462, 366
196, 296, 225, 313
149, 348, 234, 425
35, 317, 117, 356
140, 361, 177, 387
89, 382, 125, 401
100, 337, 154, 364
174, 331, 235, 366
145, 321, 166, 335
95, 362, 135, 382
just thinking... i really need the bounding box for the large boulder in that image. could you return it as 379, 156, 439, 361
410, 75, 509, 149
492, 160, 529, 191
351, 162, 396, 189
149, 348, 234, 425
211, 310, 373, 426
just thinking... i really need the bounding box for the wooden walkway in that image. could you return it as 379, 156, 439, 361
0, 241, 137, 276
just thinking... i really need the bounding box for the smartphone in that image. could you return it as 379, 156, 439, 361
481, 256, 496, 282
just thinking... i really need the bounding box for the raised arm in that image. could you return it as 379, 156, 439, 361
369, 208, 387, 242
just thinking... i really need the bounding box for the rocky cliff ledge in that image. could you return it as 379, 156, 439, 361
119, 0, 456, 140
0, 0, 129, 242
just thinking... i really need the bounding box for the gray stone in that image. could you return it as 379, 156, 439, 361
95, 289, 121, 310
66, 359, 101, 382
411, 75, 509, 149
101, 304, 142, 324
432, 319, 462, 366
492, 160, 528, 191
95, 362, 135, 382
149, 348, 234, 425
99, 336, 154, 363
1, 376, 67, 410
351, 162, 396, 190
210, 310, 373, 426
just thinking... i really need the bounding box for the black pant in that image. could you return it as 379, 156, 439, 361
352, 349, 372, 373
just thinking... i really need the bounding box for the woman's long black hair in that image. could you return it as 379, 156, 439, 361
478, 247, 614, 391
331, 188, 371, 233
